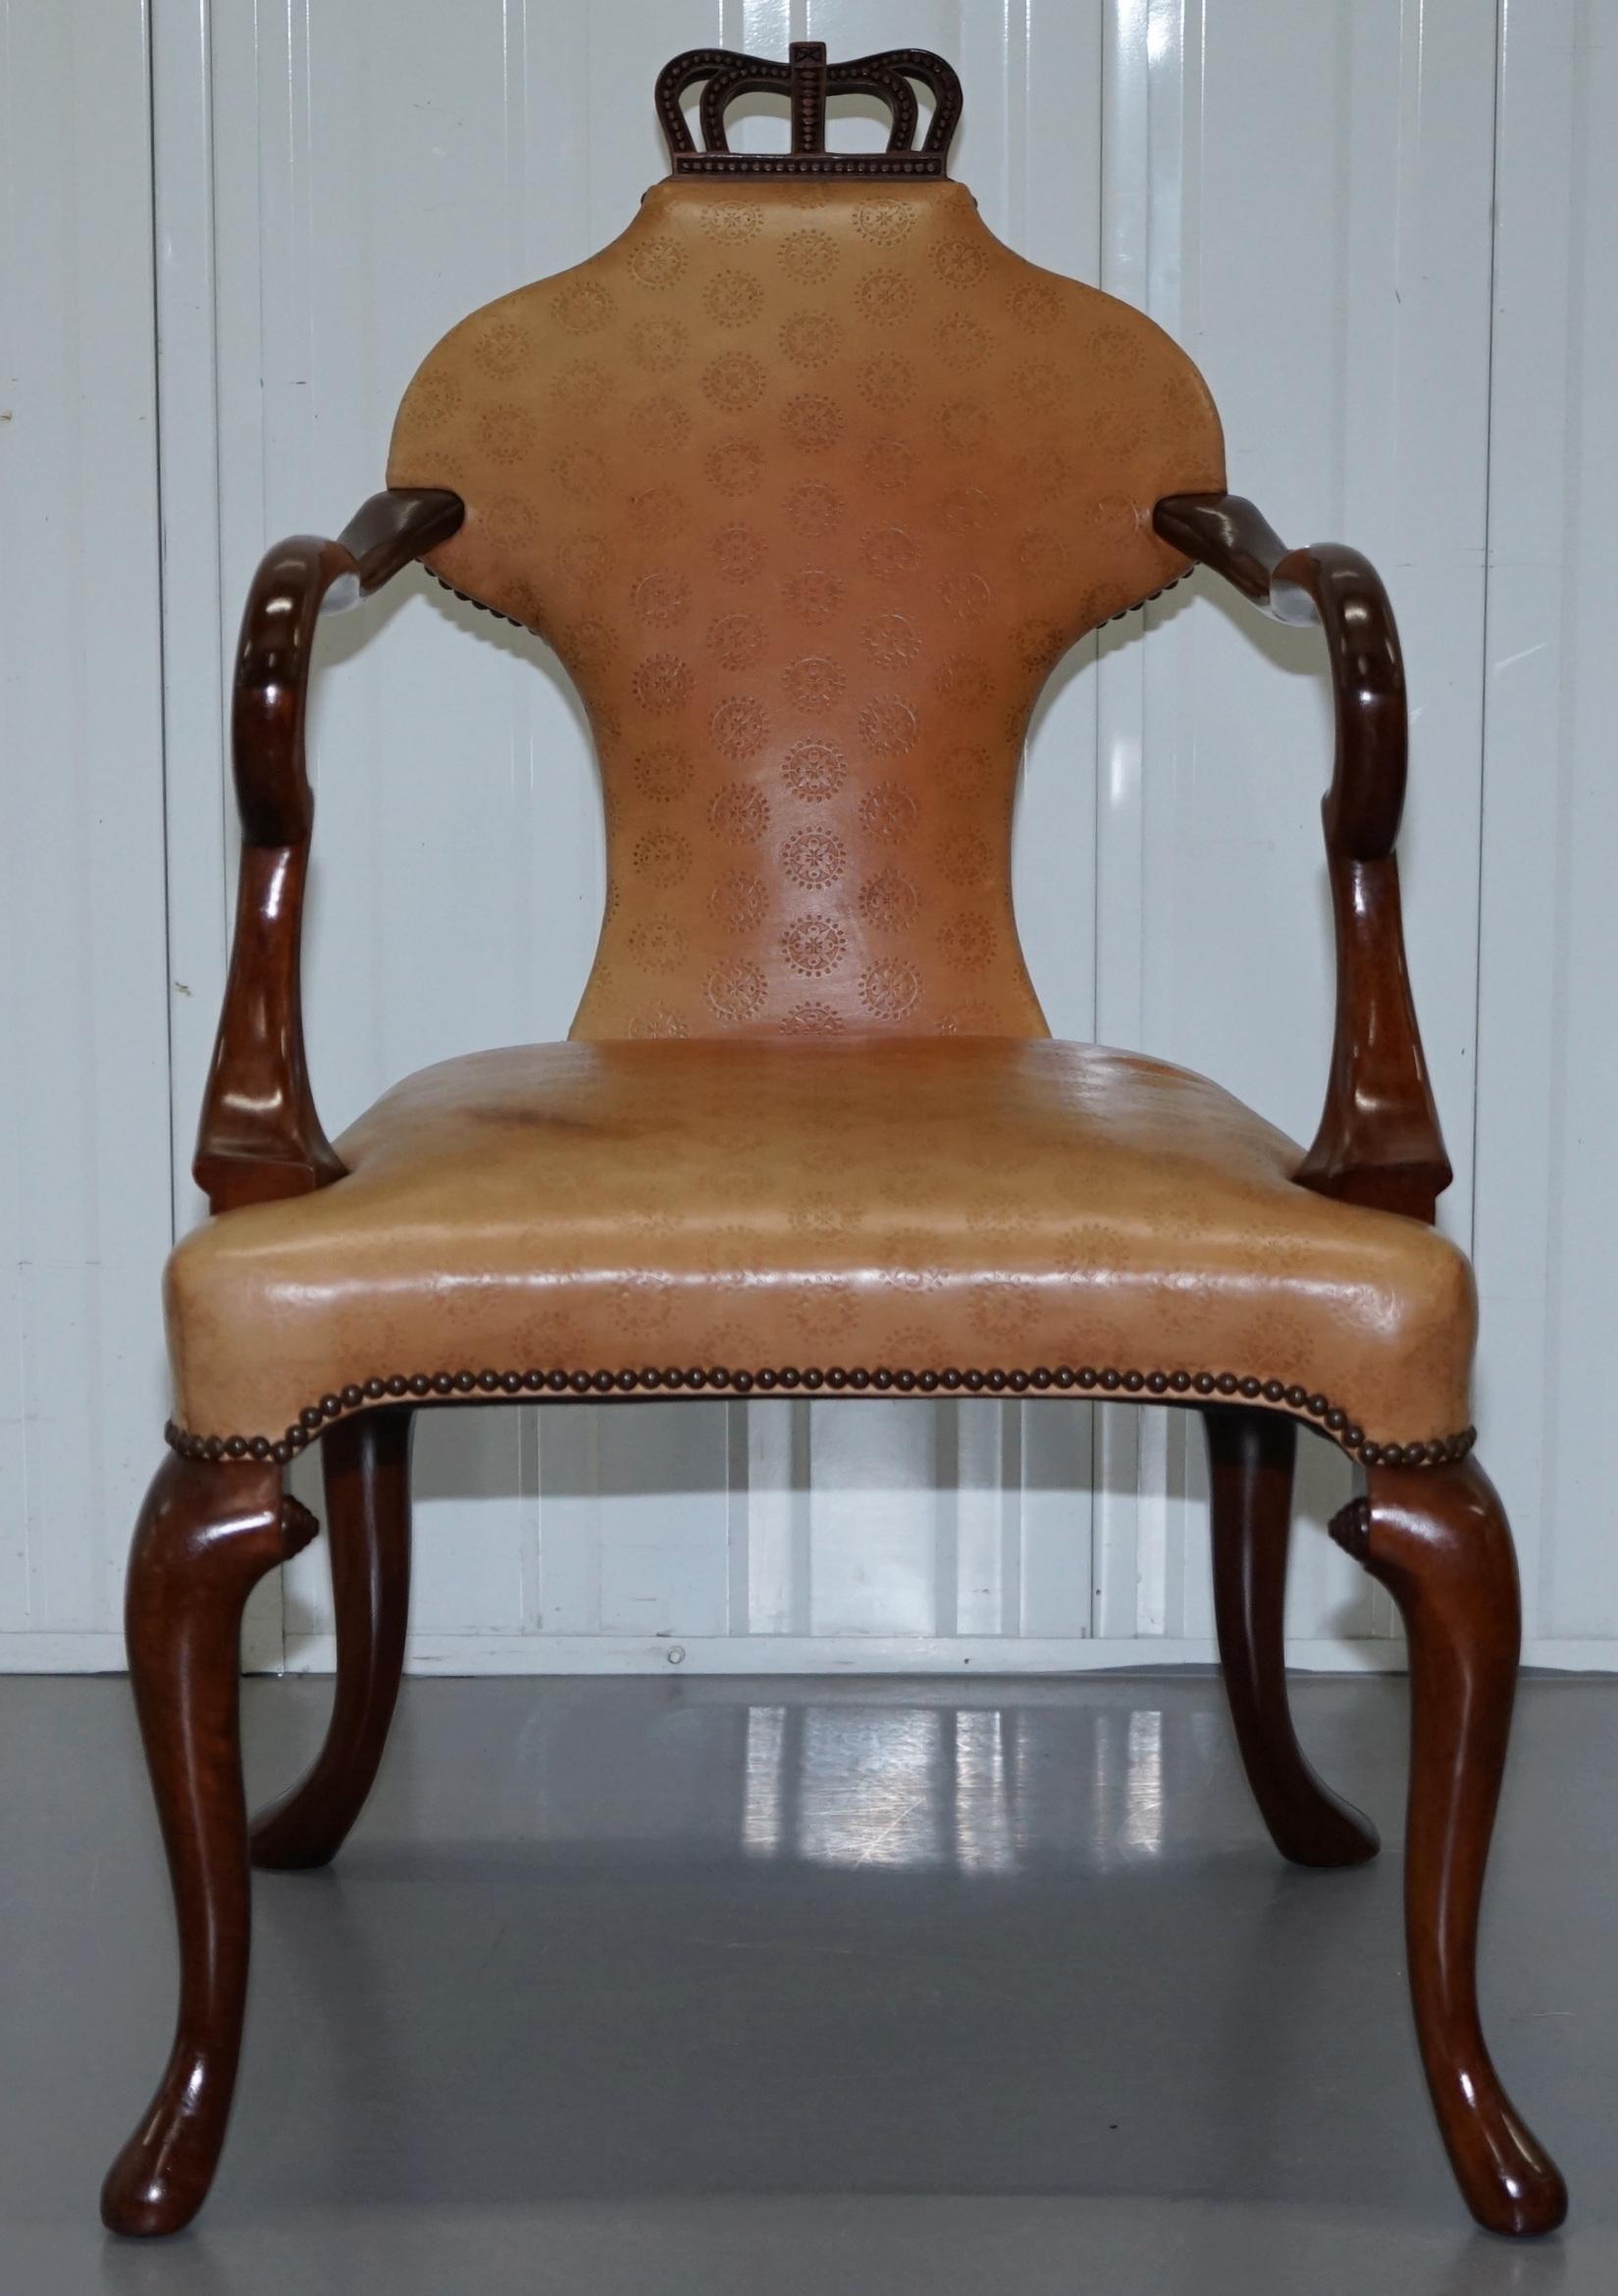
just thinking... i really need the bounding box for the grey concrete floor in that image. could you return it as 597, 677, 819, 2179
0, 1669, 1614, 2293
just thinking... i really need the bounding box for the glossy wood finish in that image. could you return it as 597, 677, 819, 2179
1202, 1408, 1378, 1866
1348, 1458, 1567, 2236
1156, 494, 1565, 2228
195, 487, 462, 1214
100, 1454, 316, 2237
1154, 493, 1451, 1222
1301, 845, 1454, 1219
251, 1411, 414, 1869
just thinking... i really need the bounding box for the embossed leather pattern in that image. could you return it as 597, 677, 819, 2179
165, 166, 1481, 1465
166, 1040, 1475, 1457
387, 176, 1224, 1039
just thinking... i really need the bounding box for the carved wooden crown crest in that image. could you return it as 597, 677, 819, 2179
656, 41, 963, 178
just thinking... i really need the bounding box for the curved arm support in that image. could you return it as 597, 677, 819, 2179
195, 489, 463, 1213
1153, 493, 1451, 1222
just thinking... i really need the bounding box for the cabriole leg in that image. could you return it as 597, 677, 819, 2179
1335, 1456, 1567, 2236
252, 1409, 414, 1870
1204, 1406, 1378, 1865
101, 1452, 316, 2236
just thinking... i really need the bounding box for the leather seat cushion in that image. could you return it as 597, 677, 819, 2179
165, 1037, 1474, 1459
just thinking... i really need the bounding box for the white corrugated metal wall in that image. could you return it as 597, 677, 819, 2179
3, 0, 1613, 1674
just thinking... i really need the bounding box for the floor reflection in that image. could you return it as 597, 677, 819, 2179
741, 1696, 1177, 1874
11, 1673, 1604, 2289
1116, 1707, 1165, 1864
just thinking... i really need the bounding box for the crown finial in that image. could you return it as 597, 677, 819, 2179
655, 44, 962, 178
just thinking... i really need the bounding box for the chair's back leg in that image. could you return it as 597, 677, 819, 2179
1204, 1406, 1379, 1865
101, 1452, 317, 2237
251, 1409, 414, 1871
1337, 1457, 1566, 2234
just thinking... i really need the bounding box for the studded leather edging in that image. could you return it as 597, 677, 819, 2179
423, 569, 1189, 644
164, 1363, 1477, 1471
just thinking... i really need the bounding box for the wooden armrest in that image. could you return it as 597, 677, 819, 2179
195, 488, 463, 1213
1153, 492, 1451, 1223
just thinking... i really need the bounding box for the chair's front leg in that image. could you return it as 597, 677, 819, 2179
101, 1453, 317, 2237
1203, 1407, 1378, 1865
252, 1409, 414, 1869
1335, 1458, 1567, 2235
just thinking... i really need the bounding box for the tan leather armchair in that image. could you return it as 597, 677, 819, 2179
100, 42, 1565, 2239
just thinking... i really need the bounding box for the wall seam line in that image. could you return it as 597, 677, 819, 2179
1468, 0, 1506, 1278
145, 0, 180, 1252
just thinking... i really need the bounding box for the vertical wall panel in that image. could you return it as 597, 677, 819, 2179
0, 0, 172, 1666
1091, 0, 1498, 1650
1475, 0, 1618, 1657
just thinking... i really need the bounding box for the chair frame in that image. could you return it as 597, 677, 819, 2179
96, 107, 1566, 2242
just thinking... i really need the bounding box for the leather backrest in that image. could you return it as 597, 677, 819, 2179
387, 176, 1225, 1039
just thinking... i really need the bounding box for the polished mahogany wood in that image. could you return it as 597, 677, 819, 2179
100, 1455, 316, 2236
193, 839, 344, 1212
1203, 1407, 1378, 1866
1299, 846, 1454, 1218
195, 488, 462, 1214
1158, 494, 1565, 2229
1154, 492, 1451, 1223
1348, 1457, 1568, 2236
251, 1411, 414, 1870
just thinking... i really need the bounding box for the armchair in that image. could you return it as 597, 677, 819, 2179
100, 41, 1564, 2239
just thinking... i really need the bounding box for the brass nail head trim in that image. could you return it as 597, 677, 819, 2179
164, 1371, 1475, 1476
